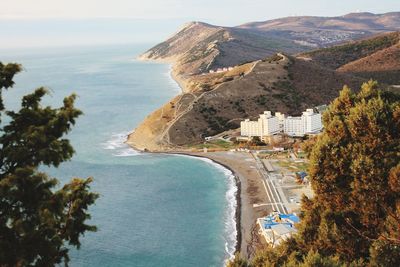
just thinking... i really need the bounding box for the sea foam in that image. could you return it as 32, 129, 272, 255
101, 132, 141, 157
171, 154, 238, 262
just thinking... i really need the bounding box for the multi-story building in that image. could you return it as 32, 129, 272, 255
240, 119, 260, 137
240, 111, 280, 138
240, 108, 323, 138
275, 112, 286, 131
284, 109, 322, 136
284, 116, 303, 136
303, 108, 322, 134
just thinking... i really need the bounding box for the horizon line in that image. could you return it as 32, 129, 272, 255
1, 10, 399, 22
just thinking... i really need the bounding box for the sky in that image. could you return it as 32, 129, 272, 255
0, 0, 399, 49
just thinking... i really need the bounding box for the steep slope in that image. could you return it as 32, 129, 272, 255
139, 12, 400, 80
300, 32, 400, 84
128, 13, 400, 151
140, 22, 306, 76
127, 54, 365, 151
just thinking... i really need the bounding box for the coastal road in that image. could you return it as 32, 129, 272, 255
252, 153, 288, 214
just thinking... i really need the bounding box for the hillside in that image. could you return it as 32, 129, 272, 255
300, 32, 400, 84
128, 13, 400, 151
140, 12, 400, 77
239, 12, 400, 47
127, 54, 365, 151
139, 21, 306, 76
337, 41, 400, 85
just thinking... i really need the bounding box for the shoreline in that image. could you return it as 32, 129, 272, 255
132, 57, 265, 259
136, 55, 188, 94
178, 151, 268, 259
166, 152, 242, 256
135, 149, 270, 259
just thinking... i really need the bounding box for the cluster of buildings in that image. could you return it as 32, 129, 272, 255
209, 66, 234, 73
257, 212, 299, 247
240, 108, 323, 138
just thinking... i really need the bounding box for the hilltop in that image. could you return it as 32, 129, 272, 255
139, 21, 305, 77
128, 13, 400, 151
140, 12, 400, 77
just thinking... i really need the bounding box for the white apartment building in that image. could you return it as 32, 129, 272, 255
284, 116, 304, 136
275, 112, 286, 131
241, 108, 323, 138
284, 109, 322, 136
304, 109, 323, 134
240, 120, 260, 137
241, 111, 280, 138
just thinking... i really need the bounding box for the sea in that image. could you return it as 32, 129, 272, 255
0, 44, 237, 267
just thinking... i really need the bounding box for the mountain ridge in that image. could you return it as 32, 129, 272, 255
128, 13, 400, 151
139, 12, 400, 78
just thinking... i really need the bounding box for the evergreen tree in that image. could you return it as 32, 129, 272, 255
296, 81, 400, 264
0, 62, 98, 266
229, 81, 400, 266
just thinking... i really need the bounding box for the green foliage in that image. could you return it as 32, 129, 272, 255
227, 253, 250, 267
248, 136, 265, 146
0, 62, 22, 117
228, 81, 400, 266
296, 81, 400, 263
0, 63, 98, 266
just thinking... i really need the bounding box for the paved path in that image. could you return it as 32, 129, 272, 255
252, 152, 289, 214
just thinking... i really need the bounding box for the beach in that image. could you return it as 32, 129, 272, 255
182, 151, 274, 258
130, 57, 276, 260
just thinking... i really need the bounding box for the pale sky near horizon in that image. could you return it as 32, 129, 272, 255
2, 0, 400, 23
1, 0, 399, 49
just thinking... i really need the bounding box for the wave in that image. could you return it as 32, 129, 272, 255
163, 65, 182, 93
171, 154, 238, 262
101, 132, 141, 157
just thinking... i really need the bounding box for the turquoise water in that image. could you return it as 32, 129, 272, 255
0, 44, 237, 266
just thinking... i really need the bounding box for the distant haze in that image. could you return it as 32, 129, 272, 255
1, 0, 399, 49
0, 19, 186, 49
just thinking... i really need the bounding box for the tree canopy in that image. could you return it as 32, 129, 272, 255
0, 62, 98, 266
230, 81, 400, 266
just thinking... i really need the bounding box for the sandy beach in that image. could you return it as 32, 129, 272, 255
183, 151, 275, 258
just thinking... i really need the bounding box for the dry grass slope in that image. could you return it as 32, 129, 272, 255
128, 54, 366, 150
301, 32, 400, 84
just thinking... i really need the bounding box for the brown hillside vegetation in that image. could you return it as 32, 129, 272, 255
129, 15, 400, 151
301, 31, 400, 85
139, 22, 306, 75
127, 54, 365, 151
337, 42, 400, 84
140, 13, 400, 77
300, 31, 400, 69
